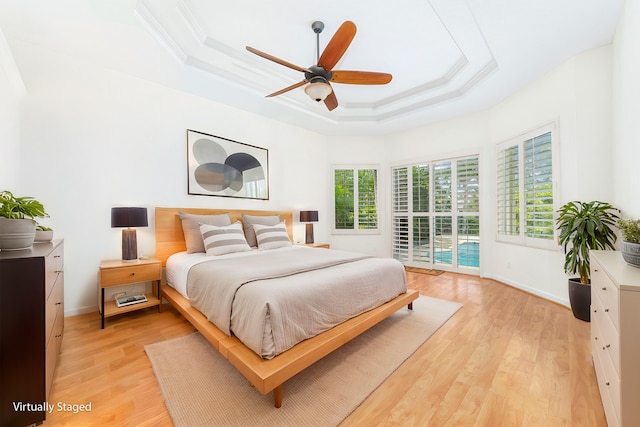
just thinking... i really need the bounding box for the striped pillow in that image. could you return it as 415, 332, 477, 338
253, 221, 292, 250
199, 221, 251, 256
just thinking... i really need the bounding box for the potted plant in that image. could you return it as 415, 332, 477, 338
617, 218, 640, 267
556, 201, 619, 322
0, 191, 48, 250
35, 224, 54, 243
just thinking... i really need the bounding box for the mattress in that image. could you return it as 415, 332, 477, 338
166, 246, 407, 359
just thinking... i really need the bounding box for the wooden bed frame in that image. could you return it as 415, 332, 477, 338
155, 207, 419, 408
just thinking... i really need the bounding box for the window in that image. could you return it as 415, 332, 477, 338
392, 155, 480, 271
496, 123, 557, 249
333, 166, 379, 233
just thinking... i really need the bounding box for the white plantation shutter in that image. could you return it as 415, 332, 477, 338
457, 157, 479, 213
496, 123, 557, 249
433, 161, 452, 213
412, 216, 430, 262
497, 145, 520, 236
392, 216, 409, 262
393, 167, 408, 213
412, 165, 429, 212
524, 132, 554, 240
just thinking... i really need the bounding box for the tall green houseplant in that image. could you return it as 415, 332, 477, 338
556, 201, 619, 284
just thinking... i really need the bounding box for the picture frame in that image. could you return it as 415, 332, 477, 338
187, 129, 269, 200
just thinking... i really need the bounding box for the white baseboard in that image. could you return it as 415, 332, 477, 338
483, 273, 570, 308
64, 305, 97, 317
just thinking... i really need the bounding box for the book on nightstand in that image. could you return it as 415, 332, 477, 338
115, 294, 147, 308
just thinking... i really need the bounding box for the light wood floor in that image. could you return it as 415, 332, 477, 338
46, 272, 606, 426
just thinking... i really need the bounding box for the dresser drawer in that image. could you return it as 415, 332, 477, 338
591, 261, 620, 330
45, 244, 64, 300
593, 349, 621, 427
100, 263, 161, 287
45, 306, 64, 400
45, 276, 64, 344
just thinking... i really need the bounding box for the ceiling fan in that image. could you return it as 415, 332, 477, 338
246, 21, 392, 111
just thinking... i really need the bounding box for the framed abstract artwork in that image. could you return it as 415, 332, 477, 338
187, 129, 269, 200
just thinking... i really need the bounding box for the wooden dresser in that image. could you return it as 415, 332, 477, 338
0, 239, 64, 426
590, 250, 640, 427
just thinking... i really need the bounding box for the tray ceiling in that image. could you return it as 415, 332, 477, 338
0, 0, 624, 135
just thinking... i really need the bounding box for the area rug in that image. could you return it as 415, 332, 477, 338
145, 295, 461, 427
404, 266, 445, 276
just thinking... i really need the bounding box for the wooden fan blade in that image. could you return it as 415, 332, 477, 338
324, 89, 338, 111
266, 80, 308, 97
317, 21, 357, 72
331, 70, 393, 85
246, 46, 312, 74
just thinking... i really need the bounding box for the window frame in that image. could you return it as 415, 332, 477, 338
332, 164, 380, 235
495, 122, 559, 250
391, 154, 480, 271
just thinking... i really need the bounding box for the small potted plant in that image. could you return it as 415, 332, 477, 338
0, 191, 48, 250
617, 218, 640, 267
556, 200, 619, 321
35, 224, 54, 243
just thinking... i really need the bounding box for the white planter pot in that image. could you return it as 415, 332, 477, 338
35, 229, 54, 242
0, 217, 36, 250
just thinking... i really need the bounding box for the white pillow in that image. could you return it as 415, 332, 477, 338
253, 221, 292, 250
200, 221, 251, 256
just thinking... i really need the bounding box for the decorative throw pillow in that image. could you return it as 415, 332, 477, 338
179, 212, 232, 253
253, 221, 292, 250
241, 214, 280, 247
200, 221, 251, 256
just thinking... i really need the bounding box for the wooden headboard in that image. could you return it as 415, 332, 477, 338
155, 207, 294, 265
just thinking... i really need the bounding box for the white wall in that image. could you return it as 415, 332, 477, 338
13, 41, 329, 315
0, 26, 24, 188
330, 45, 613, 307
612, 0, 640, 218
326, 135, 388, 255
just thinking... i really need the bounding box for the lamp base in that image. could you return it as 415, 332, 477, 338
122, 228, 138, 261
305, 223, 315, 244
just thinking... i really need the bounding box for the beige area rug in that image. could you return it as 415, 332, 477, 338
145, 296, 461, 427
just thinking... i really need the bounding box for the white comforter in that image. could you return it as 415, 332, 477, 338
172, 246, 407, 359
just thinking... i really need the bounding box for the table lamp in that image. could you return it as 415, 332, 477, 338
299, 210, 319, 244
111, 207, 148, 261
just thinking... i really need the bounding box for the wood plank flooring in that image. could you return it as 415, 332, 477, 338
45, 273, 606, 426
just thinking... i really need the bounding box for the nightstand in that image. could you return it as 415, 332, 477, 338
99, 258, 162, 329
299, 243, 330, 249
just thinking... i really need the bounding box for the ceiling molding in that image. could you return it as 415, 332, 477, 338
135, 0, 497, 125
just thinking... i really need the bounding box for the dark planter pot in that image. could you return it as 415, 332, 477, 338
568, 278, 591, 322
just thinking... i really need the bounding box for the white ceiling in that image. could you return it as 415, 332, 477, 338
0, 0, 624, 136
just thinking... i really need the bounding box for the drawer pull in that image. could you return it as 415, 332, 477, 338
54, 255, 61, 258
55, 270, 63, 273
601, 287, 607, 291
606, 344, 611, 349
604, 308, 609, 312
594, 336, 598, 340
593, 309, 597, 313
130, 273, 136, 276
55, 301, 62, 306
55, 334, 62, 338
605, 382, 610, 386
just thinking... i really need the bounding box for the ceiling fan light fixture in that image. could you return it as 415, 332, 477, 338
304, 81, 332, 102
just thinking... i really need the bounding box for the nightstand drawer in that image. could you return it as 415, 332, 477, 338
100, 263, 161, 287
